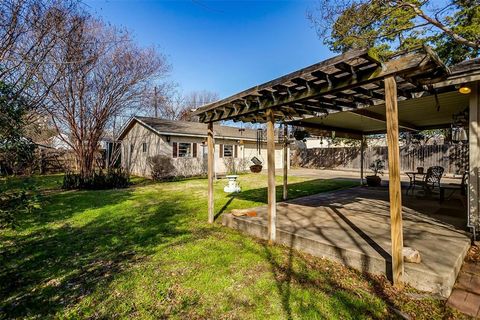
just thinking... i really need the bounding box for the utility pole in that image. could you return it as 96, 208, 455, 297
154, 86, 158, 118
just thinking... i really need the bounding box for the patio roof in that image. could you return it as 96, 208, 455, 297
192, 47, 480, 135
193, 46, 451, 124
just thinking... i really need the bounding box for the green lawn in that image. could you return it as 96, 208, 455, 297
0, 174, 463, 319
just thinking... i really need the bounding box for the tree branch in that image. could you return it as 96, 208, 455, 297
398, 0, 479, 49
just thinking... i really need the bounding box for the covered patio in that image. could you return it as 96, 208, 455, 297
192, 46, 480, 295
223, 185, 470, 297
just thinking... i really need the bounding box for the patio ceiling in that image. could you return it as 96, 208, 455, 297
192, 46, 452, 125
295, 90, 470, 135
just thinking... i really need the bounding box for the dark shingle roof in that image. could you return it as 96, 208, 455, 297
119, 116, 262, 141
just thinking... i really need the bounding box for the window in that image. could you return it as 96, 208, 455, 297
223, 144, 233, 157
178, 142, 192, 157
220, 144, 238, 158
172, 142, 198, 158
142, 142, 147, 153
130, 144, 134, 153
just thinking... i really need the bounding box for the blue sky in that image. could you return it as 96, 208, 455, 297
84, 0, 332, 99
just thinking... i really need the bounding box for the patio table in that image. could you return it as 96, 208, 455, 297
405, 171, 426, 195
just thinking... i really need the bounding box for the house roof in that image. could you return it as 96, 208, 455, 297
118, 116, 266, 141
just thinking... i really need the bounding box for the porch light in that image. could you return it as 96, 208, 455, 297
459, 128, 468, 141
459, 85, 471, 94
452, 127, 468, 142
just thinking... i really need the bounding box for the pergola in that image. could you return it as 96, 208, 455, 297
192, 46, 480, 286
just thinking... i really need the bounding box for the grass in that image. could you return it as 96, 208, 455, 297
0, 173, 466, 319
0, 173, 63, 192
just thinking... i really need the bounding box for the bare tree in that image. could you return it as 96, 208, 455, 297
0, 0, 80, 107
178, 90, 219, 121
41, 14, 169, 179
182, 90, 219, 110
142, 88, 218, 121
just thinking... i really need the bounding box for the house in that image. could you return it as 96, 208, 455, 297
43, 133, 72, 150
117, 116, 289, 177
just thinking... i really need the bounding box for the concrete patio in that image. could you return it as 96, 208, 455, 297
223, 186, 471, 297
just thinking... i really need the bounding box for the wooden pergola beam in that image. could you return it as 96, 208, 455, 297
352, 86, 385, 101
283, 124, 288, 201
198, 53, 430, 123
360, 135, 366, 185
385, 75, 404, 286
316, 97, 355, 110
207, 122, 215, 223
272, 84, 291, 94
290, 77, 309, 87
266, 108, 276, 243
193, 50, 381, 115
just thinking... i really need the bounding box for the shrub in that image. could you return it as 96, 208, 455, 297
0, 189, 41, 229
223, 157, 236, 175
147, 155, 175, 181
0, 80, 38, 176
223, 157, 249, 175
62, 169, 130, 190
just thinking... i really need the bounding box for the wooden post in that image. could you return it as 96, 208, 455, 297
267, 109, 276, 243
385, 75, 404, 286
360, 135, 365, 185
469, 81, 480, 238
207, 122, 215, 223
283, 124, 288, 201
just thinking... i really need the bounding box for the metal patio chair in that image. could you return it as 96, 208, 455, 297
412, 166, 444, 196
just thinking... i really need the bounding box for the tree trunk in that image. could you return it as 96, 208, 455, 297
77, 147, 96, 179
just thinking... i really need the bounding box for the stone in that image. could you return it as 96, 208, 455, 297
231, 209, 257, 217
246, 211, 257, 217
403, 247, 421, 263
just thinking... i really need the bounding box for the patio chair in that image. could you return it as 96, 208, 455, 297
412, 166, 444, 196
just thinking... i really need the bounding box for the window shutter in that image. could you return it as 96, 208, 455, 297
219, 144, 223, 158
192, 143, 197, 157
172, 142, 177, 158
234, 145, 238, 158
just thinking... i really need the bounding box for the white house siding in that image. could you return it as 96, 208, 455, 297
121, 123, 167, 177
121, 122, 289, 178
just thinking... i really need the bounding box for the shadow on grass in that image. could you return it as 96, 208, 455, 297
0, 174, 64, 193
17, 189, 134, 229
0, 187, 212, 319
234, 178, 357, 204
252, 240, 382, 319
214, 195, 235, 221
257, 239, 401, 319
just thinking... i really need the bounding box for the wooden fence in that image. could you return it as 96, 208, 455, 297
37, 149, 106, 174
292, 144, 468, 175
1, 148, 111, 176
